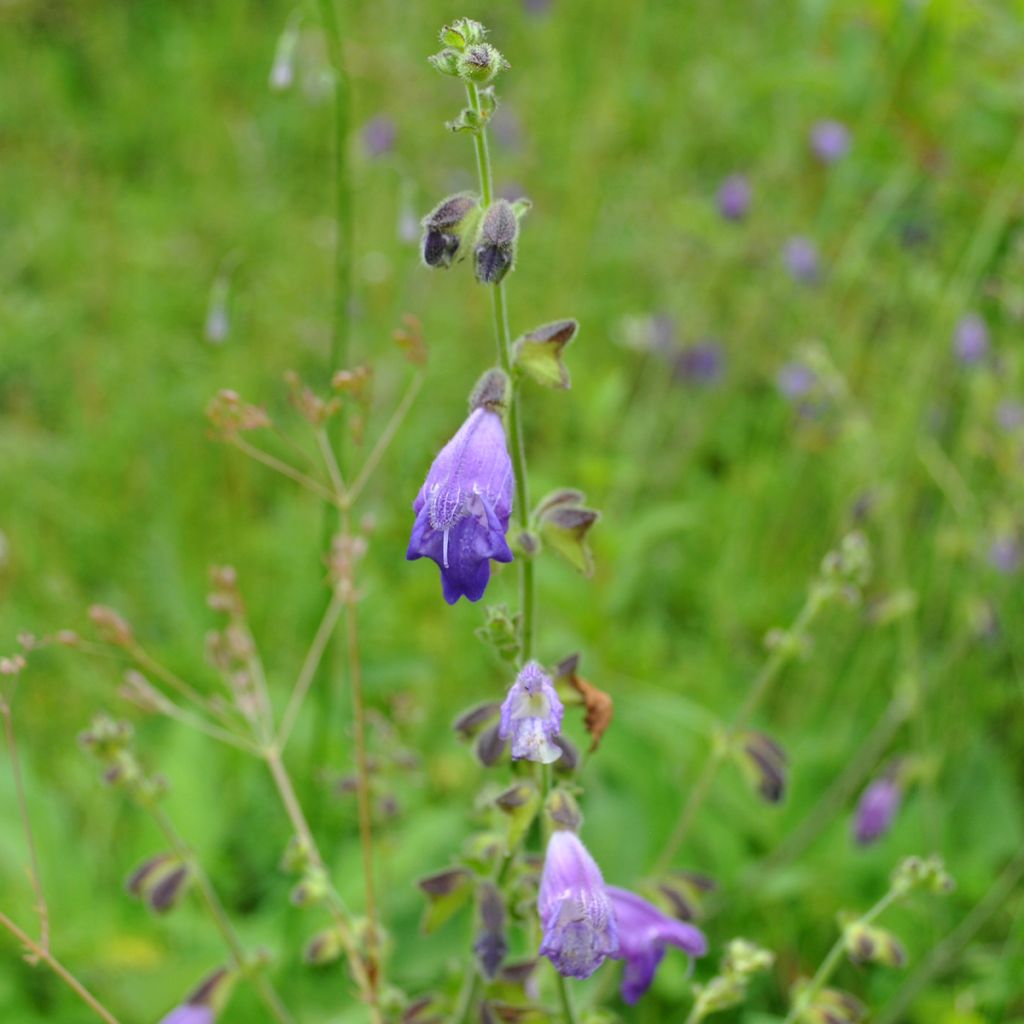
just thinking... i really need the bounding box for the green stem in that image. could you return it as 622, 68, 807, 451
782, 888, 900, 1024
465, 81, 535, 662
654, 587, 827, 871
0, 912, 121, 1024
555, 973, 579, 1024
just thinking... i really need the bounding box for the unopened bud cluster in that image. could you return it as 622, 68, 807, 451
429, 19, 509, 86
690, 938, 775, 1019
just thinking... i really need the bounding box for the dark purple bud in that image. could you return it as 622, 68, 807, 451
419, 867, 474, 898
454, 701, 502, 739
537, 831, 618, 979
853, 776, 901, 845
953, 313, 989, 366
473, 883, 508, 979
407, 407, 514, 604
475, 200, 518, 285
553, 735, 579, 774
475, 722, 507, 766
674, 341, 725, 386
126, 852, 173, 896
783, 236, 822, 285
606, 886, 707, 1003
741, 731, 788, 804
716, 173, 751, 221
810, 120, 851, 164
498, 661, 564, 764
148, 864, 192, 913
362, 114, 396, 158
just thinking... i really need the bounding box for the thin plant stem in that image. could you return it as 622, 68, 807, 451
316, 426, 347, 501
555, 974, 579, 1024
278, 584, 347, 751
654, 587, 827, 872
149, 698, 261, 755
782, 888, 900, 1024
875, 847, 1024, 1024
341, 505, 382, 1007
148, 806, 295, 1024
465, 81, 534, 663
262, 743, 379, 1017
231, 437, 342, 508
0, 911, 121, 1024
1, 698, 49, 951
346, 371, 425, 506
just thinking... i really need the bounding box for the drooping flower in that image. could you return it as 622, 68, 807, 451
953, 313, 989, 366
407, 406, 514, 604
810, 119, 850, 164
853, 775, 901, 845
783, 236, 821, 285
716, 173, 751, 221
499, 661, 564, 764
606, 886, 708, 1004
538, 831, 619, 979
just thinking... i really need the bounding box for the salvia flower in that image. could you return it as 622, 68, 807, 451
953, 312, 989, 366
607, 886, 707, 1004
716, 173, 751, 221
783, 236, 821, 285
407, 406, 513, 604
853, 775, 901, 845
810, 119, 850, 164
538, 830, 619, 979
674, 341, 725, 386
498, 661, 564, 764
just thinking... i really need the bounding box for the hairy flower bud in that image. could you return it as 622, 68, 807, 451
421, 192, 480, 269
475, 200, 519, 285
457, 44, 508, 83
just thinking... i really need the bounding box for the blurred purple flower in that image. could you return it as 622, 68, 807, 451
362, 115, 396, 158
853, 776, 901, 845
996, 400, 1024, 432
407, 407, 514, 604
989, 535, 1021, 574
953, 313, 989, 366
523, 0, 553, 14
675, 342, 725, 386
716, 173, 751, 221
783, 236, 821, 285
538, 831, 619, 979
776, 361, 817, 401
810, 119, 850, 164
492, 108, 524, 151
499, 661, 564, 764
607, 886, 707, 1004
160, 1006, 214, 1024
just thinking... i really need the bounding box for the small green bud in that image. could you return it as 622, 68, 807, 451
303, 926, 346, 966
427, 48, 461, 77
457, 43, 508, 83
843, 920, 906, 968
544, 786, 583, 833
722, 937, 775, 977
290, 867, 330, 908
439, 18, 486, 49
513, 319, 578, 390
891, 854, 954, 896
280, 835, 313, 875
535, 490, 600, 576
474, 605, 521, 662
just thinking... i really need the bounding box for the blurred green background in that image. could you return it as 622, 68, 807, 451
2, 0, 1024, 1020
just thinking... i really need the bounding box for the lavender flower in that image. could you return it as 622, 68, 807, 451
853, 776, 901, 845
776, 361, 817, 401
953, 313, 989, 366
498, 661, 564, 763
538, 831, 619, 979
606, 886, 707, 1004
362, 114, 396, 158
783, 236, 821, 285
989, 535, 1021, 575
407, 406, 514, 604
160, 1007, 214, 1024
810, 119, 850, 164
716, 173, 751, 221
675, 342, 725, 386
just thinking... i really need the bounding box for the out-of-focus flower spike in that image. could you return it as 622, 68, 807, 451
269, 13, 301, 92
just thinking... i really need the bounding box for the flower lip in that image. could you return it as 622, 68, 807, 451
606, 885, 707, 1003
498, 661, 564, 764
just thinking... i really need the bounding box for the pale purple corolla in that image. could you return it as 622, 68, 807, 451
783, 236, 821, 284
499, 661, 564, 763
159, 1005, 214, 1024
810, 119, 850, 163
853, 776, 901, 845
538, 831, 619, 979
953, 313, 989, 366
607, 886, 707, 1003
407, 406, 514, 604
716, 173, 751, 221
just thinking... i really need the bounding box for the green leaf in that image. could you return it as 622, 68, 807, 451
513, 319, 578, 390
